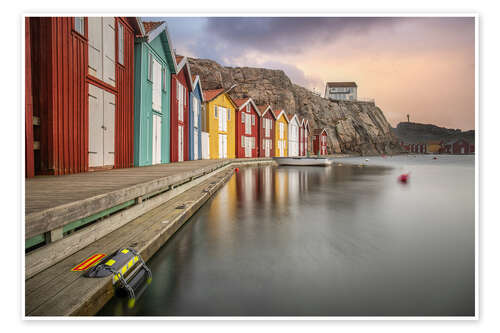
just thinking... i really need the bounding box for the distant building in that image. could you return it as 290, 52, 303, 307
324, 82, 357, 101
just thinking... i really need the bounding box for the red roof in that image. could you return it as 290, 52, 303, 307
142, 21, 163, 34
233, 98, 251, 108
312, 128, 327, 136
203, 89, 225, 102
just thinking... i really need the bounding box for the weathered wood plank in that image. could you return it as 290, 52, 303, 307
27, 167, 237, 316
25, 163, 232, 278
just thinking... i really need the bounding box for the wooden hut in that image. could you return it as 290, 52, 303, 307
202, 87, 237, 159
233, 97, 261, 158
287, 114, 300, 157
312, 128, 328, 155
25, 17, 141, 176
189, 75, 203, 160
274, 110, 289, 157
133, 21, 177, 166
257, 105, 276, 158
170, 56, 191, 162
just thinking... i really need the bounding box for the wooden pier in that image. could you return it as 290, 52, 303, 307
25, 158, 274, 316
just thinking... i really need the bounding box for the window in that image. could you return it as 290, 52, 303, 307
242, 136, 245, 147
228, 109, 230, 121
148, 53, 153, 81
241, 114, 245, 124
214, 106, 218, 118
193, 97, 199, 128
118, 22, 124, 65
74, 17, 85, 35
152, 58, 162, 112
177, 81, 184, 121
246, 105, 250, 113
252, 114, 255, 126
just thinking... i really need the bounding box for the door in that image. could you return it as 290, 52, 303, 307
245, 137, 252, 157
152, 114, 161, 164
194, 130, 199, 160
219, 134, 227, 158
88, 84, 115, 167
178, 125, 184, 162
265, 139, 270, 157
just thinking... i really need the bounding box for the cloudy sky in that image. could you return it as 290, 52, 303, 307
148, 17, 475, 130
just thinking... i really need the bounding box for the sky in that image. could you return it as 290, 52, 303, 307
147, 17, 475, 130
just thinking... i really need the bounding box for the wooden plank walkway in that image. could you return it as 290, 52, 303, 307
25, 166, 237, 316
25, 159, 231, 239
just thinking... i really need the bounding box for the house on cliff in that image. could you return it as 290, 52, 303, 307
202, 87, 237, 159
233, 97, 261, 158
133, 21, 177, 166
25, 17, 142, 177
324, 82, 358, 101
257, 105, 276, 158
312, 128, 328, 155
288, 114, 300, 157
274, 110, 289, 157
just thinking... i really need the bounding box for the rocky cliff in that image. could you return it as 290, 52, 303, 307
188, 57, 404, 155
392, 122, 475, 144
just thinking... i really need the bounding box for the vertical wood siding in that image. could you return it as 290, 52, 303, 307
170, 67, 190, 162
258, 111, 275, 158
26, 17, 135, 176
236, 103, 260, 158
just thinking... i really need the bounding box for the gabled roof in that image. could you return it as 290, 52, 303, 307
203, 85, 238, 108
233, 97, 262, 116
288, 113, 300, 125
312, 128, 328, 136
274, 110, 289, 123
258, 105, 277, 120
140, 20, 177, 72
143, 21, 163, 34
174, 55, 198, 93
203, 89, 225, 102
326, 82, 357, 88
190, 75, 204, 102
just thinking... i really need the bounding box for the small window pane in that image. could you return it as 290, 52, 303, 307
148, 53, 153, 81
74, 17, 84, 35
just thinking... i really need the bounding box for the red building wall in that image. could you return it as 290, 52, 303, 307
170, 66, 190, 162
25, 19, 35, 178
259, 111, 275, 157
313, 132, 328, 155
236, 103, 260, 158
452, 139, 471, 154
26, 17, 135, 176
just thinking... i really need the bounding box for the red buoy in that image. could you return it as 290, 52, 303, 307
235, 168, 239, 172
398, 173, 409, 183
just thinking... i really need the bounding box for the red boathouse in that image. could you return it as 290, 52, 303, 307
312, 128, 328, 155
25, 17, 141, 177
258, 105, 276, 158
234, 97, 261, 158
170, 56, 191, 162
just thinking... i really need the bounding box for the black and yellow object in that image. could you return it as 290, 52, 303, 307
85, 247, 152, 308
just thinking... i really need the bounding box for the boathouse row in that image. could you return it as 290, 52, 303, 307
25, 16, 319, 178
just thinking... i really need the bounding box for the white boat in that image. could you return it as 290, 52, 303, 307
273, 157, 333, 166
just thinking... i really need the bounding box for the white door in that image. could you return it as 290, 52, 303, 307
152, 114, 162, 164
219, 134, 227, 158
88, 84, 103, 167
103, 91, 115, 166
265, 139, 270, 157
245, 137, 252, 157
178, 125, 184, 162
88, 84, 115, 167
194, 130, 199, 160
461, 146, 465, 154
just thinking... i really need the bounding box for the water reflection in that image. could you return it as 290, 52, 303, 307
98, 157, 474, 316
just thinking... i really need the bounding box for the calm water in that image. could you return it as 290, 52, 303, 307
98, 155, 475, 316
